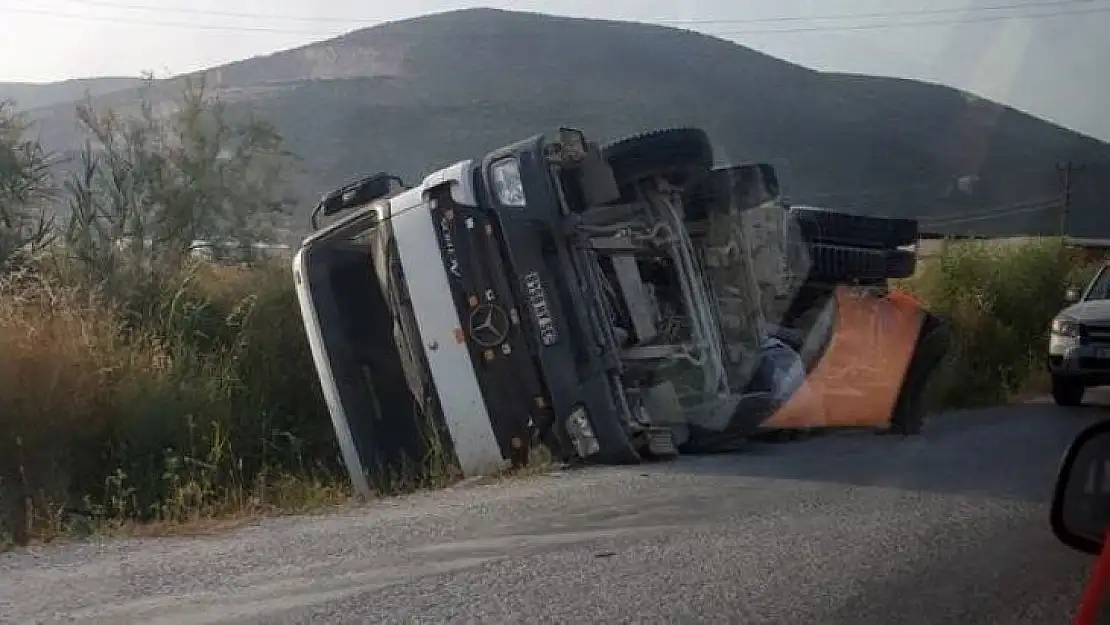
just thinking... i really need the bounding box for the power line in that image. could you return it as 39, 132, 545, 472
1, 6, 344, 34
44, 0, 1108, 27
709, 4, 1110, 36
798, 165, 1062, 203
923, 205, 1058, 228
917, 197, 1061, 223
5, 2, 1110, 36
921, 199, 1060, 223
920, 201, 1059, 227
665, 0, 1107, 25
57, 0, 389, 24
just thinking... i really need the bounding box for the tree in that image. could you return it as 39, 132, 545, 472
63, 75, 293, 282
0, 101, 54, 268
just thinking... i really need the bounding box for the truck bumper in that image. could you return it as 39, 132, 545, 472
1049, 335, 1110, 386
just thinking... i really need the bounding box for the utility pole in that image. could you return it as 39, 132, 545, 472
1057, 161, 1085, 236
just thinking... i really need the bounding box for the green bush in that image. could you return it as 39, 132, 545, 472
903, 238, 1095, 408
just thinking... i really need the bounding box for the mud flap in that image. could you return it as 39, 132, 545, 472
763, 286, 926, 429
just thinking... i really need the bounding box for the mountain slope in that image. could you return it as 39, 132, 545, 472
1, 77, 144, 111
20, 8, 1110, 238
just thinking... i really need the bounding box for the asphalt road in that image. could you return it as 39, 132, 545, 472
2, 395, 1109, 625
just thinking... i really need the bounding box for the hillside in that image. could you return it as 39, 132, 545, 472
15, 8, 1110, 238
0, 77, 144, 111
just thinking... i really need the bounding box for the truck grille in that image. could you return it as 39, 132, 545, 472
1081, 323, 1110, 344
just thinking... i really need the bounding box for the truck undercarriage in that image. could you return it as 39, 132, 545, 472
293, 126, 923, 496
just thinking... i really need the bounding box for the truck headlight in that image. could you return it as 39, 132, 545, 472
1052, 317, 1080, 338
490, 158, 526, 207
565, 405, 599, 459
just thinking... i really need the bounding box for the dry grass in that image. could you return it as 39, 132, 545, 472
0, 272, 167, 545
0, 259, 355, 548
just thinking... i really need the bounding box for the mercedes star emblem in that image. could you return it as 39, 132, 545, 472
467, 302, 511, 348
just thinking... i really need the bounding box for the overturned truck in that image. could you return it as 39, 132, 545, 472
293, 127, 922, 498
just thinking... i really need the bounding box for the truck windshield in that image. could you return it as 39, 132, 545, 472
1087, 268, 1110, 300
299, 216, 447, 496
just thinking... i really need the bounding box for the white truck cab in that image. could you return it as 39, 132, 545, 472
293, 162, 512, 498
293, 126, 922, 495
293, 128, 773, 496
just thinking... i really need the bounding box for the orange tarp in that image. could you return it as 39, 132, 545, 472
763, 286, 926, 429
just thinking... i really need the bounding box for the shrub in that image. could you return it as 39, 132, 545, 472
0, 101, 55, 268
902, 238, 1095, 408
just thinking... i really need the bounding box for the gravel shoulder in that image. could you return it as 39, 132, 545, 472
2, 395, 1107, 624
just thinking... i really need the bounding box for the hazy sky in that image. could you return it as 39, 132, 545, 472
1, 0, 1106, 140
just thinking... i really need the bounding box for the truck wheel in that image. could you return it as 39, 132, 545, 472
682, 163, 782, 223
805, 244, 917, 283
602, 128, 713, 188
790, 206, 918, 249
1052, 375, 1086, 407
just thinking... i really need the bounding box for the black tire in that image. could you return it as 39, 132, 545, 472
805, 244, 917, 283
790, 206, 918, 249
1052, 375, 1086, 407
683, 163, 781, 222
602, 128, 714, 188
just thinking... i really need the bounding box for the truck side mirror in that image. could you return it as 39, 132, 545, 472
1066, 288, 1082, 303
1051, 420, 1110, 555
